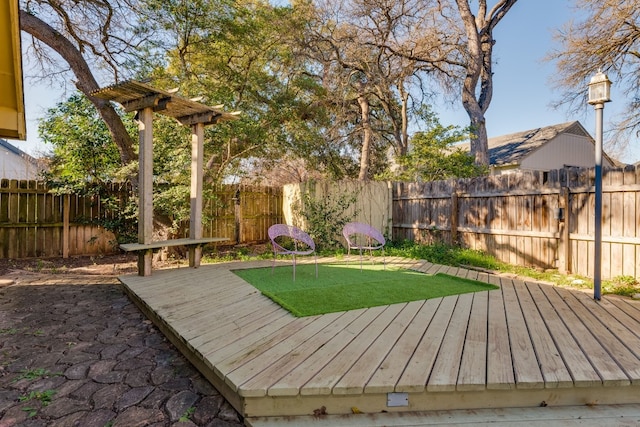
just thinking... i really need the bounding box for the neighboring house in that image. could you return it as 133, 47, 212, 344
484, 121, 616, 174
0, 138, 44, 180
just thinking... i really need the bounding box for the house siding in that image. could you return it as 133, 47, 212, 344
520, 133, 613, 171
0, 140, 41, 180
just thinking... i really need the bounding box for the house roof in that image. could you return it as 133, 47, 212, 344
487, 121, 590, 167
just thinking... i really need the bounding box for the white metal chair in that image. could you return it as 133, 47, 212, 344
268, 224, 317, 281
342, 222, 386, 270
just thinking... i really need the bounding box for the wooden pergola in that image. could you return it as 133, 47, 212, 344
92, 80, 240, 276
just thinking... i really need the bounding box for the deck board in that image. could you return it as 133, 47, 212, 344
559, 288, 640, 382
179, 297, 282, 343
526, 283, 602, 387
333, 300, 424, 395
572, 292, 640, 358
427, 293, 473, 392
223, 312, 340, 392
607, 296, 640, 320
301, 304, 407, 395
269, 306, 385, 397
515, 280, 574, 387
457, 291, 489, 391
219, 317, 320, 389
539, 284, 631, 386
238, 310, 363, 397
486, 275, 515, 389
364, 298, 439, 394
395, 296, 456, 393
200, 313, 296, 367
119, 259, 640, 421
501, 279, 545, 388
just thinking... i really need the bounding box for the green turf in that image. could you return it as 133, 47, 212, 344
232, 263, 499, 317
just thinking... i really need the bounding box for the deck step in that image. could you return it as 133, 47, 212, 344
247, 404, 640, 426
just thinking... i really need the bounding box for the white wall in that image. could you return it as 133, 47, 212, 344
0, 149, 39, 180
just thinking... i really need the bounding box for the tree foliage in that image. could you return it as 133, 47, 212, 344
296, 0, 453, 180
549, 0, 640, 154
24, 0, 525, 186
383, 109, 487, 182
137, 0, 337, 183
38, 94, 129, 189
39, 93, 195, 234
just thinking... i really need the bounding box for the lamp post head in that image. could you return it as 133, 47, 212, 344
588, 70, 612, 105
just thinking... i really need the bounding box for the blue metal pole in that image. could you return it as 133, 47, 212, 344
593, 103, 603, 301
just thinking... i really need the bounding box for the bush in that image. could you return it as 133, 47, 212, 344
294, 189, 359, 251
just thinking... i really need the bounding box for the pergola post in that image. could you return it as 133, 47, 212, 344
189, 122, 205, 267
137, 106, 154, 276
91, 80, 239, 276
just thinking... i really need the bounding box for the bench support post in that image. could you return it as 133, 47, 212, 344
189, 246, 201, 268
138, 249, 153, 276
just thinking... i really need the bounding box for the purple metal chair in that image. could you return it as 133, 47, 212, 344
268, 224, 317, 281
342, 222, 386, 270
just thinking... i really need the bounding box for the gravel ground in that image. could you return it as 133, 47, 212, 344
0, 255, 245, 427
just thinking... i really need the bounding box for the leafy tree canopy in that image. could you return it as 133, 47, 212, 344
38, 94, 130, 191
381, 108, 487, 182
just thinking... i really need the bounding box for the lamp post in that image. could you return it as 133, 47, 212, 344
587, 70, 611, 301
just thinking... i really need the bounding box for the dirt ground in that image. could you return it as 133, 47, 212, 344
0, 244, 271, 277
0, 253, 141, 277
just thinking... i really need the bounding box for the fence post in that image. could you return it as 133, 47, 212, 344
450, 190, 458, 245
63, 194, 70, 259
386, 181, 393, 239
233, 188, 241, 244
557, 186, 570, 273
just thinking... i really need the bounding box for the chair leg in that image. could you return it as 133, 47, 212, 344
292, 254, 296, 281
314, 255, 318, 278
359, 248, 363, 271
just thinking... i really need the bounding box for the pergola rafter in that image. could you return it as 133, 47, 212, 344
92, 80, 240, 275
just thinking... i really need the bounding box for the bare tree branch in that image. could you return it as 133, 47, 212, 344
20, 9, 136, 168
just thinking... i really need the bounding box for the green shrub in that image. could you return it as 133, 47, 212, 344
294, 188, 359, 251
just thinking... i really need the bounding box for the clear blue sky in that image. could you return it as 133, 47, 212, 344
16, 0, 640, 164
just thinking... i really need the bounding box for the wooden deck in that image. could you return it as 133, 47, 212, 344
119, 258, 640, 424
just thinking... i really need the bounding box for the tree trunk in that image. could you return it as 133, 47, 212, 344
357, 91, 372, 181
455, 0, 517, 168
20, 10, 137, 174
468, 108, 489, 165
399, 82, 410, 157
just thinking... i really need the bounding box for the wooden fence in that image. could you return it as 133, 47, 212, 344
283, 180, 393, 237
0, 180, 283, 259
6, 171, 639, 280
0, 180, 126, 259
198, 184, 284, 245
393, 166, 640, 280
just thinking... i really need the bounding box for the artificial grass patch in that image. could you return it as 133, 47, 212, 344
232, 263, 498, 317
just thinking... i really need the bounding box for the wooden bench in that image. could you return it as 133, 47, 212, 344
120, 237, 229, 276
